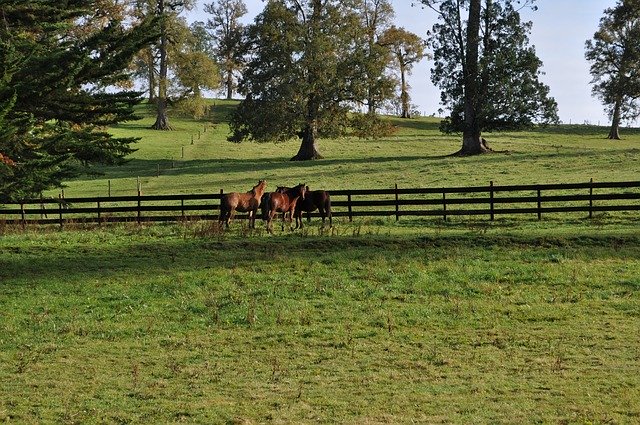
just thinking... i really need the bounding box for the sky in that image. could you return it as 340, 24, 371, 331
186, 0, 620, 126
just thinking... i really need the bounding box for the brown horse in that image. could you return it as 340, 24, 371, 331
219, 180, 267, 229
265, 183, 306, 233
275, 185, 332, 228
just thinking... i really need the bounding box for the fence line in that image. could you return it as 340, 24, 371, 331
1, 180, 639, 226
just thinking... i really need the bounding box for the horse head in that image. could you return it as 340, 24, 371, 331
297, 183, 307, 200
252, 180, 267, 197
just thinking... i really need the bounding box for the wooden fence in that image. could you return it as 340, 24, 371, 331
1, 180, 639, 227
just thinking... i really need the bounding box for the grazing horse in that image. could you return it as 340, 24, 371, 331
276, 185, 332, 228
266, 183, 306, 233
219, 180, 267, 229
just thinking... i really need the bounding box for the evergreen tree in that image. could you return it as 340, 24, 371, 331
585, 0, 640, 140
0, 0, 158, 201
423, 0, 558, 155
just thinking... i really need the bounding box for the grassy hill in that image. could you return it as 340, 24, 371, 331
54, 100, 640, 198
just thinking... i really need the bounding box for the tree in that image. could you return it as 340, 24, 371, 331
423, 0, 558, 155
380, 26, 427, 118
230, 0, 380, 161
355, 0, 396, 114
585, 0, 640, 140
204, 0, 248, 100
0, 0, 159, 201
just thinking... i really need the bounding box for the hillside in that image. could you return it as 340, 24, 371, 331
53, 100, 640, 198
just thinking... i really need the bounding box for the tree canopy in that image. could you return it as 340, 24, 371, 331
423, 0, 558, 155
0, 0, 159, 201
585, 0, 640, 140
229, 0, 395, 160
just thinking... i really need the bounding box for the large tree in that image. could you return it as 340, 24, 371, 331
423, 0, 558, 155
0, 0, 158, 201
585, 0, 640, 140
204, 0, 248, 100
230, 0, 377, 160
380, 26, 427, 118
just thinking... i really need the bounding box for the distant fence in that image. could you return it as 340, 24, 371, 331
1, 180, 639, 227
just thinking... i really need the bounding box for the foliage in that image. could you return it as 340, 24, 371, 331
349, 112, 397, 139
379, 25, 427, 118
203, 0, 248, 100
0, 0, 159, 201
585, 0, 640, 139
229, 0, 395, 160
425, 0, 558, 135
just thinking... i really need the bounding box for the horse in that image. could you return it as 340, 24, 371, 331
219, 180, 267, 229
276, 185, 332, 228
265, 183, 306, 233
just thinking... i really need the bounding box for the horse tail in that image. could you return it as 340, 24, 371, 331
325, 193, 332, 226
261, 193, 271, 221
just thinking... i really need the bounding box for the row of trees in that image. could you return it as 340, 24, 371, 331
1, 0, 638, 201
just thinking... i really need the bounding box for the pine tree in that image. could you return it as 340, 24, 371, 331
424, 0, 558, 155
0, 0, 159, 201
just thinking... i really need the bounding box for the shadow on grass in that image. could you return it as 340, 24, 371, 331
2, 232, 640, 285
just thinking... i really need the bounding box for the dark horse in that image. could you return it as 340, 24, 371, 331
265, 183, 306, 233
219, 180, 267, 229
275, 185, 332, 228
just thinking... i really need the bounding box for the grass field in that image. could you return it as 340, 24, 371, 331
50, 100, 640, 198
2, 102, 640, 423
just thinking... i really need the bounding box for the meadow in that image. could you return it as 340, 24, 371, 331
1, 102, 640, 423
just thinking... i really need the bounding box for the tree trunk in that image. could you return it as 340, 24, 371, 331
147, 48, 156, 102
152, 0, 172, 130
457, 0, 491, 155
608, 99, 622, 140
400, 61, 410, 118
226, 67, 233, 100
291, 125, 323, 161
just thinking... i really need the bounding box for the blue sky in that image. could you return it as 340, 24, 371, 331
187, 0, 618, 126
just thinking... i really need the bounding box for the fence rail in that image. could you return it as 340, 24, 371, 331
1, 180, 639, 226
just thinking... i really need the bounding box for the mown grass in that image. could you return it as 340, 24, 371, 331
51, 100, 640, 198
4, 101, 640, 423
1, 220, 639, 423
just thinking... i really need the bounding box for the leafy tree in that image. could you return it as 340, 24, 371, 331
151, 0, 196, 130
423, 0, 558, 155
380, 26, 427, 118
230, 0, 386, 160
585, 0, 640, 140
0, 0, 158, 201
355, 0, 397, 114
204, 0, 248, 100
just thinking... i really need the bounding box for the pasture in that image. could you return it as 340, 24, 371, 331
1, 102, 640, 423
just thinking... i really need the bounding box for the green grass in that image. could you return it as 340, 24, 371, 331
1, 222, 639, 423
3, 101, 640, 423
51, 100, 640, 198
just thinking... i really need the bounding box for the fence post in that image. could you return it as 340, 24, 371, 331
442, 189, 447, 221
108, 180, 111, 197
589, 178, 594, 219
395, 184, 399, 222
489, 181, 495, 221
219, 189, 224, 221
537, 186, 542, 220
58, 194, 64, 228
20, 202, 25, 228
97, 201, 101, 225
347, 193, 353, 222
137, 179, 142, 224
